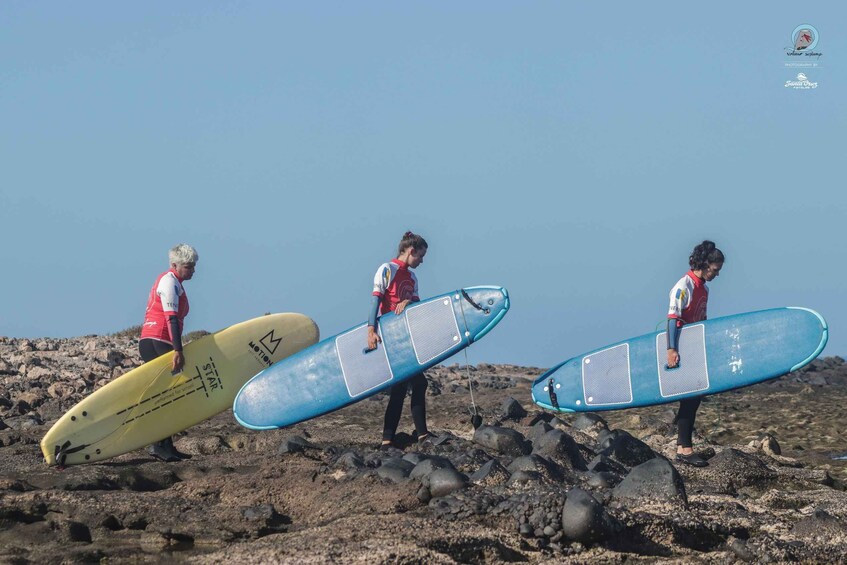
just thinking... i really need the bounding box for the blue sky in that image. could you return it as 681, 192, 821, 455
1, 2, 843, 368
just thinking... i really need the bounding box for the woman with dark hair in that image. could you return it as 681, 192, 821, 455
367, 231, 432, 449
667, 240, 724, 467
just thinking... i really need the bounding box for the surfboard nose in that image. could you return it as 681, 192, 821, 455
458, 286, 509, 342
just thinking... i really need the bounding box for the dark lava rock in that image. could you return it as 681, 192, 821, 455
600, 430, 658, 467
278, 435, 318, 454
402, 453, 428, 465
428, 468, 469, 498
242, 504, 275, 522
704, 448, 777, 490
3, 415, 43, 430
100, 515, 123, 531
473, 425, 531, 457
241, 504, 289, 535
57, 520, 93, 543
499, 397, 528, 420
469, 459, 511, 486
761, 434, 781, 456
561, 488, 619, 543
376, 457, 415, 483
527, 421, 553, 442
573, 413, 609, 432
333, 451, 365, 471
526, 412, 554, 427
612, 457, 688, 507
532, 429, 587, 471
585, 471, 621, 489
417, 484, 432, 503
507, 455, 564, 482
508, 470, 542, 485
0, 501, 48, 525
728, 537, 756, 562
791, 509, 847, 539
410, 456, 456, 482
587, 454, 627, 475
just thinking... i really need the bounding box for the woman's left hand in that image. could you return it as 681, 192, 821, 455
394, 300, 411, 315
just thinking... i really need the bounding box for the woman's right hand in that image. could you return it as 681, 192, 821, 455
172, 350, 185, 374
367, 326, 382, 350
667, 349, 680, 369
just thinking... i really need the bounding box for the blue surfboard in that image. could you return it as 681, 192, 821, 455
532, 307, 827, 413
234, 286, 509, 430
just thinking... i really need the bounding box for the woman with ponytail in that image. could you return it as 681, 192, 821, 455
667, 240, 724, 467
367, 231, 432, 449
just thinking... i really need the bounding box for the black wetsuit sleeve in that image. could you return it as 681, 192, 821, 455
168, 315, 183, 352
667, 318, 681, 350
367, 295, 381, 327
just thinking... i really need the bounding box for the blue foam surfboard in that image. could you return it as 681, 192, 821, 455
532, 307, 827, 413
234, 286, 509, 430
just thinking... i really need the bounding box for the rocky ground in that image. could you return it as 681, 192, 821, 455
2, 335, 847, 563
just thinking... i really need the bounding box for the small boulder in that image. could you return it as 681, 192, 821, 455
499, 397, 528, 420
600, 430, 658, 467
587, 454, 627, 475
573, 413, 609, 432
469, 459, 511, 486
507, 455, 563, 482
532, 429, 587, 471
562, 488, 619, 543
333, 451, 365, 471
612, 457, 688, 507
376, 457, 415, 483
527, 421, 553, 442
473, 425, 531, 457
706, 448, 777, 489
428, 468, 469, 498
410, 457, 456, 482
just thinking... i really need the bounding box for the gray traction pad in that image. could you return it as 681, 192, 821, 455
336, 326, 393, 397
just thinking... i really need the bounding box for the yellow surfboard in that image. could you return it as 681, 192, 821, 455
41, 313, 319, 466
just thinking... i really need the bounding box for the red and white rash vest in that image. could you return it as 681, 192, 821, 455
141, 269, 189, 343
372, 259, 419, 315
667, 270, 708, 325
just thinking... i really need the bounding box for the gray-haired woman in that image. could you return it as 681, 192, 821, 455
139, 243, 198, 461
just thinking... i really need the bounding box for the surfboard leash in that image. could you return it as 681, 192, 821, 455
458, 289, 483, 429
54, 440, 89, 469
461, 289, 490, 315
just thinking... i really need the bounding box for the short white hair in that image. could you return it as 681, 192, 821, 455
169, 243, 198, 266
